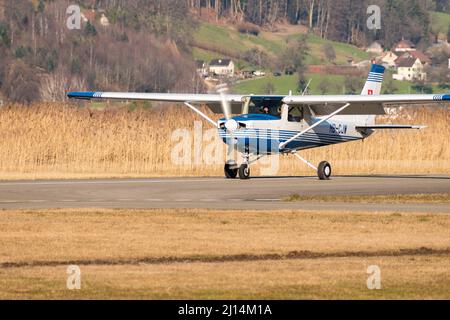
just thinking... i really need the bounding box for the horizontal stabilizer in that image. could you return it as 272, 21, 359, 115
356, 125, 426, 130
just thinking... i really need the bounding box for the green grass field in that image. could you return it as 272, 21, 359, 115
192, 22, 372, 68
430, 11, 450, 34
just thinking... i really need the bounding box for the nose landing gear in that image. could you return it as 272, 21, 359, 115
224, 161, 238, 179
224, 152, 252, 180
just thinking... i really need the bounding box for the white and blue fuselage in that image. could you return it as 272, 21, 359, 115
218, 112, 369, 155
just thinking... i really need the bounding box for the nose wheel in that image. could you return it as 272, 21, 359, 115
224, 152, 252, 180
224, 162, 238, 179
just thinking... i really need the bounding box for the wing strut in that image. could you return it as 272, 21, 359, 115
279, 103, 351, 150
292, 152, 318, 170
184, 102, 217, 128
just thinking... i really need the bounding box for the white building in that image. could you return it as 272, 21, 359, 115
366, 41, 383, 54
380, 51, 398, 68
393, 39, 416, 53
209, 59, 235, 76
393, 57, 426, 81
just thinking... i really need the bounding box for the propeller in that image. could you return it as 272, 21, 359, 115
216, 84, 239, 132
216, 84, 237, 166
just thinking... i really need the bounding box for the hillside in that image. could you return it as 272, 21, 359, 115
192, 22, 372, 69
0, 1, 447, 104
430, 11, 450, 35
193, 21, 448, 95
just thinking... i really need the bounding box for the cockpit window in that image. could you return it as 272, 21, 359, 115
288, 106, 304, 122
247, 96, 283, 118
254, 105, 281, 117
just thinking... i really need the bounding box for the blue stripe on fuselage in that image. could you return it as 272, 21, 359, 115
219, 128, 361, 153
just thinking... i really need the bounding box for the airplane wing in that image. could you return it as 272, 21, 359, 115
282, 94, 450, 115
68, 91, 449, 116
67, 92, 246, 114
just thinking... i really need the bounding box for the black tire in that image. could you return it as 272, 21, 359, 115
238, 164, 251, 180
224, 163, 238, 179
317, 161, 332, 180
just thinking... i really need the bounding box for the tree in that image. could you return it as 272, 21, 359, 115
412, 79, 433, 94
279, 36, 309, 75
317, 78, 331, 94
436, 66, 450, 89
297, 72, 308, 94
323, 43, 336, 63
0, 22, 10, 48
244, 48, 271, 69
84, 21, 97, 37
3, 60, 40, 104
383, 77, 398, 94
264, 82, 275, 94
344, 76, 363, 94
37, 0, 45, 14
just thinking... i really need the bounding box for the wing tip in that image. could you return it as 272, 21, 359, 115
67, 92, 96, 100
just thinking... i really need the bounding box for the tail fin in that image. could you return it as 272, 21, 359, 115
347, 64, 386, 126
361, 64, 385, 96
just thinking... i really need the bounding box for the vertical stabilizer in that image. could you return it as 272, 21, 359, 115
358, 64, 385, 125
361, 64, 385, 96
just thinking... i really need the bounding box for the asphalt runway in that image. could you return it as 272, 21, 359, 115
0, 175, 449, 212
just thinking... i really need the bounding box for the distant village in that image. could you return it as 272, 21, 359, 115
195, 59, 266, 82
196, 38, 450, 87
366, 39, 449, 82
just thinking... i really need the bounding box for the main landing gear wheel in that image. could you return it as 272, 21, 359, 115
224, 162, 238, 179
317, 161, 332, 180
239, 164, 251, 180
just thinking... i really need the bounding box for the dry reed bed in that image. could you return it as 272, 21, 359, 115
0, 103, 448, 179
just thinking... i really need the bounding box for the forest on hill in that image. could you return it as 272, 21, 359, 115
189, 0, 448, 46
0, 0, 448, 103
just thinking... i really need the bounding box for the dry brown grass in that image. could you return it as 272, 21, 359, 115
0, 208, 449, 299
1, 209, 449, 264
2, 256, 450, 299
284, 193, 450, 203
0, 103, 448, 179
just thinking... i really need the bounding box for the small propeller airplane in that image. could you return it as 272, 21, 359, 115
68, 64, 449, 180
